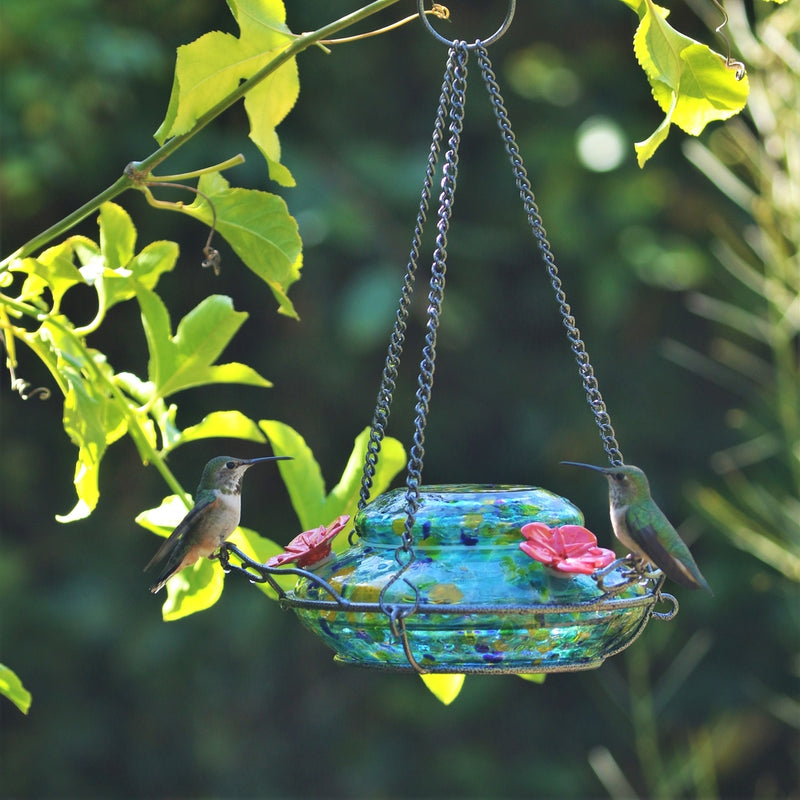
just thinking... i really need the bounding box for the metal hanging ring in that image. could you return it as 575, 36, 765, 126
417, 0, 516, 49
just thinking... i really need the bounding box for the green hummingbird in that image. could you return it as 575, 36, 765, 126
144, 455, 291, 594
561, 461, 711, 592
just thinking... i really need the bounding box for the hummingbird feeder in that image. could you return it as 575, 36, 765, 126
219, 0, 679, 674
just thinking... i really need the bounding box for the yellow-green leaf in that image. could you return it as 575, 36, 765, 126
136, 494, 192, 536
11, 242, 85, 310
230, 526, 296, 599
154, 0, 298, 185
183, 172, 302, 318
518, 673, 547, 684
624, 0, 749, 165
173, 410, 267, 451
161, 558, 225, 621
322, 427, 406, 546
259, 421, 407, 536
98, 203, 136, 270
38, 323, 128, 522
421, 674, 465, 705
258, 420, 326, 529
136, 287, 272, 400
0, 664, 32, 714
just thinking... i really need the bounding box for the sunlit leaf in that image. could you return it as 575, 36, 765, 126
11, 242, 85, 310
230, 526, 295, 599
518, 673, 547, 684
421, 674, 465, 705
322, 427, 406, 547
622, 0, 749, 165
183, 172, 302, 318
94, 236, 179, 314
136, 287, 272, 400
98, 202, 136, 269
258, 419, 326, 529
259, 421, 407, 537
171, 410, 267, 451
136, 494, 192, 536
0, 664, 32, 714
36, 322, 128, 522
244, 57, 299, 186
154, 0, 298, 185
161, 558, 225, 621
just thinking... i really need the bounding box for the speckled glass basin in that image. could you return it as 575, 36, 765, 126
287, 485, 658, 673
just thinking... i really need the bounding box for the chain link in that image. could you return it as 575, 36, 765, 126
376, 43, 469, 617
357, 46, 463, 521
475, 45, 624, 467
360, 38, 623, 562
401, 43, 468, 546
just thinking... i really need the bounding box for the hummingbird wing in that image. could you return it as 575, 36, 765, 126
626, 506, 711, 592
143, 495, 217, 574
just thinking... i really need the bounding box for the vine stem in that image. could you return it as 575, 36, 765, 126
0, 0, 404, 270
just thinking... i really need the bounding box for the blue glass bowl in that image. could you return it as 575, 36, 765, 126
287, 485, 665, 673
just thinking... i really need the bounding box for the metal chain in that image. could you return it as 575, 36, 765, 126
400, 43, 468, 548
377, 42, 469, 617
356, 47, 462, 520
475, 44, 624, 467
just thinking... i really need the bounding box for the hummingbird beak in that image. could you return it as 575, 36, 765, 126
245, 455, 293, 466
560, 460, 609, 474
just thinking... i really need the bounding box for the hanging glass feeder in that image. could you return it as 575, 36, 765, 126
219, 1, 679, 674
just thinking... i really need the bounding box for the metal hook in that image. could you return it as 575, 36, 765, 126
710, 0, 746, 80
417, 0, 515, 50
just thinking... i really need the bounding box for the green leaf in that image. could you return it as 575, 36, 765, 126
322, 427, 406, 535
258, 421, 407, 535
421, 674, 465, 705
230, 526, 296, 599
259, 420, 407, 565
161, 558, 225, 621
626, 0, 749, 165
136, 287, 272, 400
244, 57, 299, 187
183, 172, 302, 318
34, 322, 128, 522
93, 236, 179, 314
11, 242, 85, 310
0, 664, 32, 714
136, 494, 192, 536
171, 410, 267, 452
154, 0, 298, 185
258, 419, 326, 529
518, 673, 547, 684
98, 202, 136, 269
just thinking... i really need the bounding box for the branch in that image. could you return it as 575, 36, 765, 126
0, 0, 404, 270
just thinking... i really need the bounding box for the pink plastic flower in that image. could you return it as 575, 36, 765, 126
267, 515, 350, 568
519, 522, 616, 575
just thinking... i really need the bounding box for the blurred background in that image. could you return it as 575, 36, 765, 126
1, 0, 798, 797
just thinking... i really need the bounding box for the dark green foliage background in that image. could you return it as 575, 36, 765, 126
1, 1, 796, 797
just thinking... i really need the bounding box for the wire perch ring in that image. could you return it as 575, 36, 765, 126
216, 543, 679, 674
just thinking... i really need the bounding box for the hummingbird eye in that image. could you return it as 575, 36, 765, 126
613, 472, 626, 481
225, 461, 236, 469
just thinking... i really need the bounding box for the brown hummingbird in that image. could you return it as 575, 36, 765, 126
145, 455, 290, 593
562, 461, 711, 592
